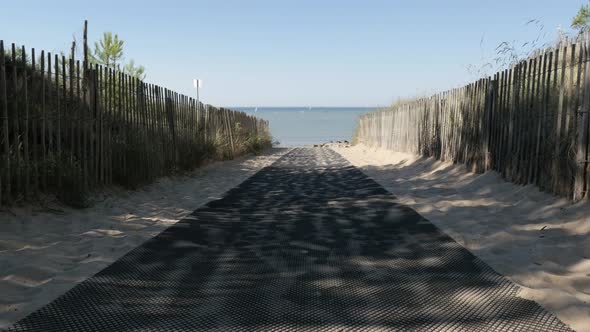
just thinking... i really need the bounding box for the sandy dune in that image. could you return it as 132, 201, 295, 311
0, 148, 289, 328
332, 143, 590, 332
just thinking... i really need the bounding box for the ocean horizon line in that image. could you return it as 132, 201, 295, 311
229, 106, 382, 109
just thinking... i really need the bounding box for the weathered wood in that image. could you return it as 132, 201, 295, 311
565, 44, 580, 197
62, 55, 67, 165
574, 37, 590, 201
88, 66, 95, 185
110, 68, 115, 184
157, 85, 163, 169
11, 44, 20, 197
55, 54, 62, 187
146, 84, 157, 175
19, 47, 29, 200
512, 62, 524, 182
553, 44, 567, 194
30, 48, 39, 197
497, 70, 507, 174
0, 41, 9, 204
488, 74, 497, 169
76, 60, 84, 191
82, 62, 89, 190
41, 51, 47, 191
531, 53, 546, 185
116, 72, 122, 175
521, 58, 533, 184
69, 57, 74, 164
98, 65, 104, 184
538, 51, 553, 190
525, 57, 538, 184
226, 108, 235, 157
486, 78, 494, 171
507, 65, 517, 180
120, 72, 126, 177
83, 20, 88, 72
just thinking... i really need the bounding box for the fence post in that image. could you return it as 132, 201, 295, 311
88, 66, 97, 185
0, 41, 9, 205
483, 77, 496, 171
574, 35, 590, 201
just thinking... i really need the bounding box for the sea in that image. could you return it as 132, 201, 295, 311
234, 107, 376, 147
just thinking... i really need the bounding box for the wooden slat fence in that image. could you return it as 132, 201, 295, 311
0, 40, 270, 207
353, 34, 590, 201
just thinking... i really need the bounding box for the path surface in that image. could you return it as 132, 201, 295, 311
3, 148, 572, 331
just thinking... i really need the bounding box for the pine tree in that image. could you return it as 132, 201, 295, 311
572, 2, 590, 32
91, 32, 146, 79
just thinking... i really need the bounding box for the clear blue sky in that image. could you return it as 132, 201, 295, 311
0, 0, 584, 106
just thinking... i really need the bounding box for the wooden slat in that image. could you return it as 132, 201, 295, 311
539, 51, 554, 190
497, 70, 507, 174
76, 60, 84, 191
61, 55, 67, 176
483, 78, 493, 171
55, 54, 62, 187
108, 67, 114, 185
525, 56, 538, 184
68, 57, 74, 164
41, 51, 47, 191
11, 44, 20, 197
507, 65, 517, 180
0, 41, 10, 204
148, 84, 155, 174
511, 63, 523, 182
574, 36, 590, 200
96, 64, 102, 184
89, 65, 96, 185
21, 46, 30, 200
516, 59, 533, 184
564, 43, 579, 197
82, 57, 89, 190
531, 53, 546, 185
30, 49, 39, 197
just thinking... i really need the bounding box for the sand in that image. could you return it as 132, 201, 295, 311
0, 148, 289, 328
332, 143, 590, 332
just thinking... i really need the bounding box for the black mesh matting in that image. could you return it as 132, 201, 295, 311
3, 148, 572, 331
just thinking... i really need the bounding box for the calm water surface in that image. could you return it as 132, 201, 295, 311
235, 107, 375, 146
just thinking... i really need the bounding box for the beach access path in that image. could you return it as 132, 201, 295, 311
2, 148, 573, 331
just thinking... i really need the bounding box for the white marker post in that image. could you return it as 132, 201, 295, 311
193, 79, 204, 140
193, 79, 202, 105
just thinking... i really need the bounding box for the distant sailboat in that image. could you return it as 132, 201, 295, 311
308, 106, 312, 110
254, 107, 258, 112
